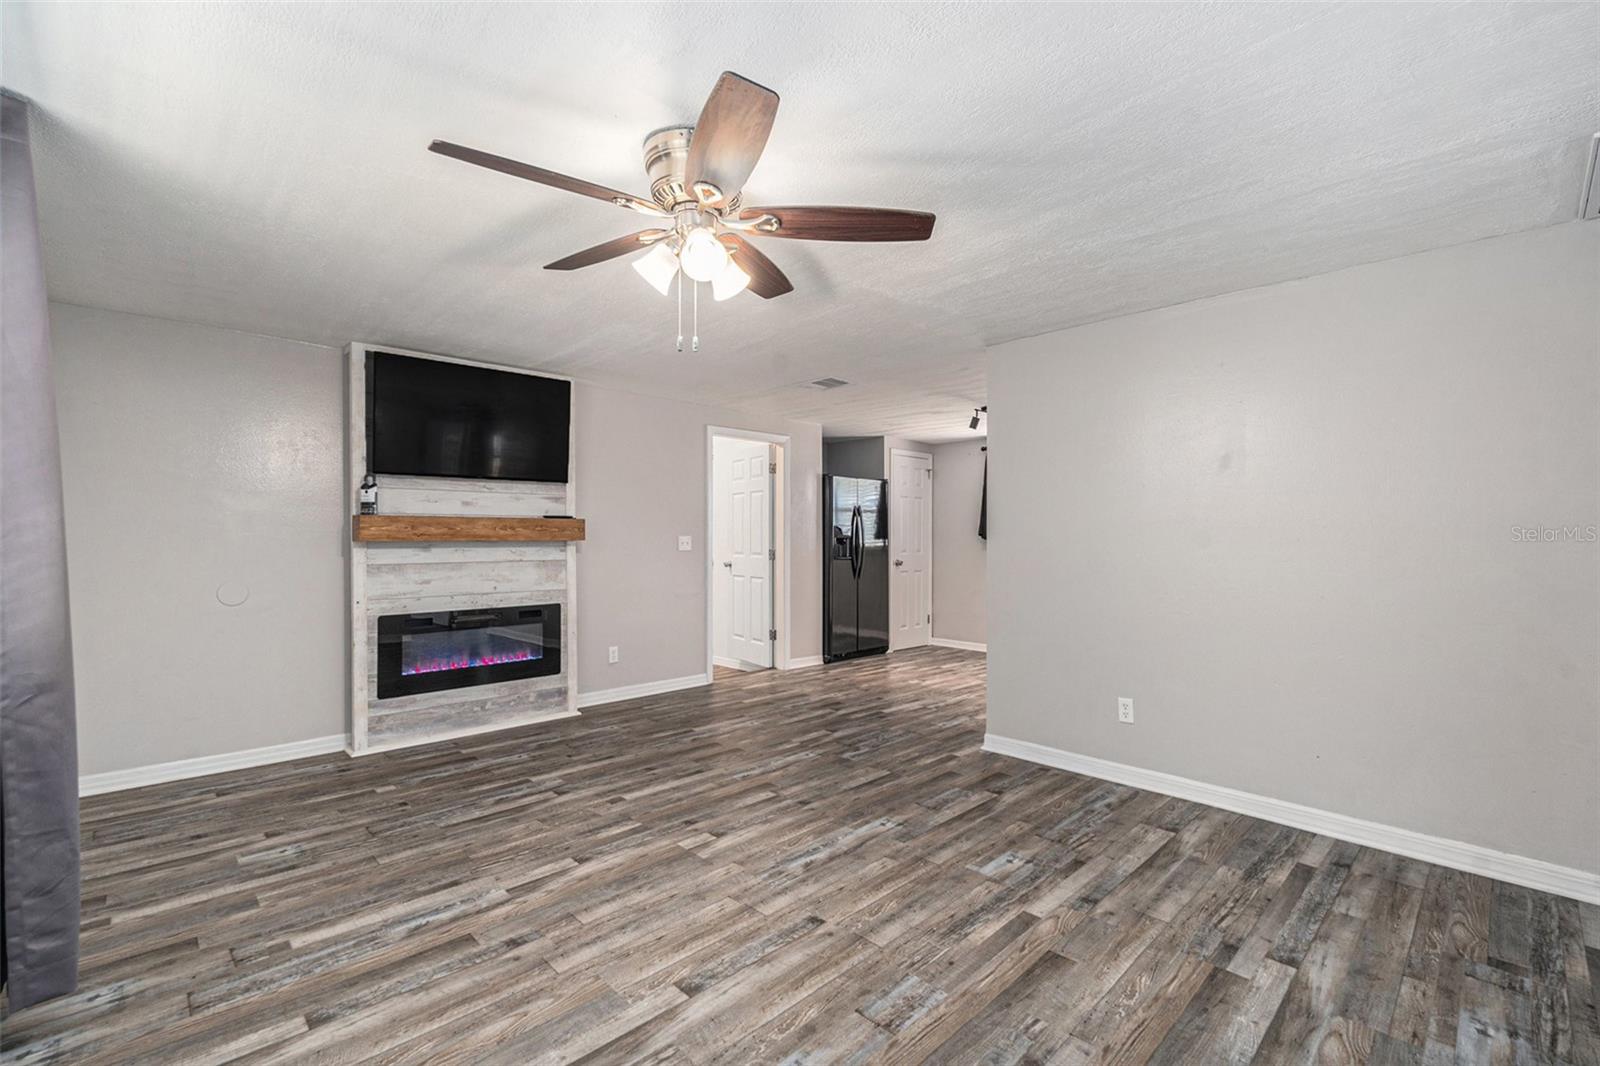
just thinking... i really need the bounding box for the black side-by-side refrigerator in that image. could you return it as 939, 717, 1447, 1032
823, 475, 890, 662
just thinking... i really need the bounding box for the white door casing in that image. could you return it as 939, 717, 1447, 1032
890, 449, 933, 650
711, 447, 734, 665
718, 439, 774, 667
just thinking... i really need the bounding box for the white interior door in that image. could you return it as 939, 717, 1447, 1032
718, 439, 773, 667
890, 450, 933, 650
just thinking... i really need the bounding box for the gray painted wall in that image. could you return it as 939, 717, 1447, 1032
931, 439, 987, 647
987, 222, 1599, 874
52, 304, 348, 774
572, 386, 822, 690
52, 302, 823, 775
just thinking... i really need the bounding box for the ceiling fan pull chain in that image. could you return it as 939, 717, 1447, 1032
675, 269, 684, 352
692, 280, 700, 353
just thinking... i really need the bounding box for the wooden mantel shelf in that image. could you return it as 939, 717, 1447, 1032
352, 514, 586, 543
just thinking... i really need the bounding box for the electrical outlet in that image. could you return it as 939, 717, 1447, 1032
1117, 697, 1134, 724
608, 646, 620, 664
678, 535, 692, 551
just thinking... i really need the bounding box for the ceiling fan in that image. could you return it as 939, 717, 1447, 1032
429, 71, 935, 325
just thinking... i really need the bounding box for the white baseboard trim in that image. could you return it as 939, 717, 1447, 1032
80, 735, 347, 797
578, 673, 709, 709
930, 638, 988, 653
782, 655, 824, 670
983, 733, 1600, 905
713, 656, 764, 673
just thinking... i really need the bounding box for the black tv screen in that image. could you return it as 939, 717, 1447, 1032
367, 352, 571, 483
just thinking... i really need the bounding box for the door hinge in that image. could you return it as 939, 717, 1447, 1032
927, 613, 932, 624
769, 628, 777, 641
769, 461, 777, 474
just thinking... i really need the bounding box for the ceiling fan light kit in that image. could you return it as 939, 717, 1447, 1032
430, 70, 936, 348
678, 222, 729, 282
711, 260, 751, 302
632, 240, 681, 296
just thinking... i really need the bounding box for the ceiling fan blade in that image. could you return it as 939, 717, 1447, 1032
429, 140, 664, 216
719, 233, 794, 299
685, 72, 779, 208
545, 229, 670, 271
738, 205, 935, 242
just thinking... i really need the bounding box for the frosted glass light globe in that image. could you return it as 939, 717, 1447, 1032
632, 241, 679, 295
679, 226, 729, 283
711, 259, 751, 301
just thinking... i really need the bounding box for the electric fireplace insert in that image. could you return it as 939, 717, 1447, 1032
377, 604, 560, 699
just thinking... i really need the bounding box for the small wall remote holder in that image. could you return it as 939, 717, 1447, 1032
359, 474, 379, 515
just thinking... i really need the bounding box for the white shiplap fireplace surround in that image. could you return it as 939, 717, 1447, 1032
345, 343, 579, 755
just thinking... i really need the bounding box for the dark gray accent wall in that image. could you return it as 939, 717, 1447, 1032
824, 438, 885, 479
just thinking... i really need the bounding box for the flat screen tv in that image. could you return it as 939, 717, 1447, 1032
366, 351, 571, 483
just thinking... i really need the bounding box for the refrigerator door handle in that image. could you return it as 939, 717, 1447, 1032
851, 506, 864, 579
848, 508, 857, 578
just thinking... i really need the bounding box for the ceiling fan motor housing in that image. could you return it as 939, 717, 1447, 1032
643, 126, 740, 214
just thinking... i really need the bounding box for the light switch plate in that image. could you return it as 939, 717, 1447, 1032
678, 535, 692, 551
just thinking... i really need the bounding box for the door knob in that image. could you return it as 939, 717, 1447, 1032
894, 559, 903, 567
723, 561, 733, 568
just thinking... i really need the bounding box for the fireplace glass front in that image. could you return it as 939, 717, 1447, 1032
377, 604, 560, 699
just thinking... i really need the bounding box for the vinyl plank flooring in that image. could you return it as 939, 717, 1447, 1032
2, 648, 1595, 1065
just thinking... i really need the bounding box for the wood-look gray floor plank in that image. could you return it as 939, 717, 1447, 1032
2, 648, 1594, 1065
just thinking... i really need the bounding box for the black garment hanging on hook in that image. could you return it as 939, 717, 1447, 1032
978, 451, 988, 540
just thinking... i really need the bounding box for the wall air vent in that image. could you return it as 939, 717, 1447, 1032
1583, 134, 1600, 221
807, 377, 850, 390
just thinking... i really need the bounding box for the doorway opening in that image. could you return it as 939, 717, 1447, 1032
707, 427, 789, 681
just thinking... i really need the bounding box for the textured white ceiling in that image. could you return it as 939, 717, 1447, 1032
4, 2, 1596, 441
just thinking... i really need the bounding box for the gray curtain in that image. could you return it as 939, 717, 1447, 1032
1, 90, 81, 1008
